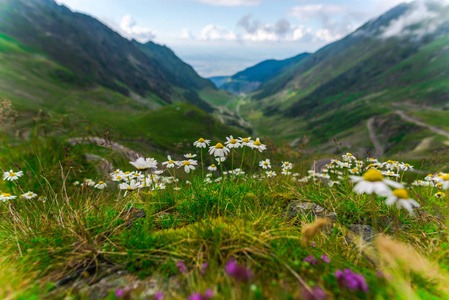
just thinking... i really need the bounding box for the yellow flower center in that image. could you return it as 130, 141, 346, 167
9, 173, 16, 177
242, 138, 250, 143
263, 162, 268, 165
393, 189, 409, 199
230, 139, 237, 144
362, 169, 384, 182
183, 161, 191, 166
284, 162, 290, 166
404, 164, 410, 167
211, 164, 216, 167
215, 143, 224, 149
351, 168, 358, 172
27, 193, 33, 196
440, 174, 449, 181
168, 160, 174, 164
347, 153, 353, 156
437, 182, 442, 186
98, 181, 104, 184
253, 140, 262, 146
427, 174, 433, 177
386, 160, 393, 164
125, 171, 131, 175
2, 193, 11, 197
367, 164, 374, 168
127, 186, 133, 190
114, 171, 119, 174
198, 138, 205, 143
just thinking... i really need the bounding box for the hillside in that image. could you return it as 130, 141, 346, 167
238, 1, 449, 158
219, 53, 310, 95
0, 0, 244, 154
0, 0, 221, 110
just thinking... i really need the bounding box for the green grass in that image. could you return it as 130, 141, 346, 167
1, 127, 449, 299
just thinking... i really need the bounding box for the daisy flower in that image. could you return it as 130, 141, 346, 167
184, 153, 197, 159
112, 174, 125, 181
209, 143, 230, 157
73, 181, 80, 186
282, 161, 293, 170
225, 135, 241, 148
435, 192, 445, 198
3, 170, 23, 181
259, 159, 271, 169
0, 193, 16, 201
349, 168, 360, 174
21, 192, 37, 199
94, 181, 107, 189
119, 179, 141, 191
382, 171, 400, 178
251, 138, 266, 152
179, 159, 198, 173
266, 171, 276, 177
239, 137, 253, 147
436, 174, 449, 189
193, 138, 211, 148
162, 155, 177, 168
383, 160, 398, 170
130, 157, 157, 170
400, 163, 414, 171
342, 153, 356, 161
385, 189, 420, 215
281, 170, 291, 176
215, 157, 226, 164
208, 164, 217, 171
174, 187, 181, 191
351, 169, 403, 196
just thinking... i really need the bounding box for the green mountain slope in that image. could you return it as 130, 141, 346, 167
0, 0, 220, 109
220, 53, 310, 95
239, 1, 449, 158
0, 1, 243, 153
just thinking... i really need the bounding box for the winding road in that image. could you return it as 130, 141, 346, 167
367, 117, 384, 157
395, 110, 449, 139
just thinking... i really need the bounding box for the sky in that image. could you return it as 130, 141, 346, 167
55, 0, 410, 77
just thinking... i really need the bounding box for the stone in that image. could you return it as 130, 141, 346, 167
284, 201, 336, 221
348, 224, 377, 243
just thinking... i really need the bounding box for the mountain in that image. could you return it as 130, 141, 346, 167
0, 0, 219, 111
219, 53, 310, 95
0, 0, 245, 153
238, 1, 449, 157
208, 76, 230, 89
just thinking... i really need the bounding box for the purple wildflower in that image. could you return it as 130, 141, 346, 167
188, 289, 214, 300
177, 261, 187, 273
303, 255, 318, 265
115, 289, 124, 298
115, 286, 130, 298
335, 269, 368, 293
154, 291, 164, 300
311, 242, 317, 247
201, 262, 209, 275
302, 286, 328, 300
321, 255, 330, 263
224, 260, 253, 282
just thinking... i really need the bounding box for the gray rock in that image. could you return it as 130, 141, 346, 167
284, 201, 336, 221
348, 224, 377, 243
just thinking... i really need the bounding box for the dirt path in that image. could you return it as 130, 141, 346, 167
396, 110, 449, 139
367, 117, 384, 157
67, 137, 142, 161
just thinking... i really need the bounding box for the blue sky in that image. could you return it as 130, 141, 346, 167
55, 0, 408, 76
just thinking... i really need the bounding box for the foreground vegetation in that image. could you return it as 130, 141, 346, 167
1, 121, 449, 299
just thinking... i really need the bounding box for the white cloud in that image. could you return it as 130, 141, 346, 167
200, 24, 237, 40
381, 0, 448, 38
188, 0, 261, 6
120, 14, 156, 42
180, 28, 194, 39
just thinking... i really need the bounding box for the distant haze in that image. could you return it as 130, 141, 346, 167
55, 0, 443, 77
